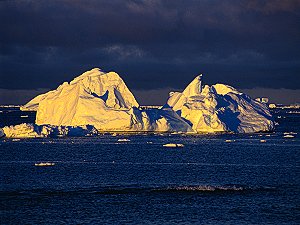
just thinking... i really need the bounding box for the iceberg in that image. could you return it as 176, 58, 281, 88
15, 68, 191, 136
2, 68, 274, 138
165, 75, 274, 133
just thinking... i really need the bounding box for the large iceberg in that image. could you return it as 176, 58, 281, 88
13, 68, 191, 136
2, 68, 274, 138
165, 75, 274, 133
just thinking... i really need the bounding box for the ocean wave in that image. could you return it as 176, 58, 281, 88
162, 185, 245, 192
0, 185, 275, 198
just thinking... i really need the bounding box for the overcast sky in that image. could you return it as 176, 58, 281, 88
1, 0, 300, 105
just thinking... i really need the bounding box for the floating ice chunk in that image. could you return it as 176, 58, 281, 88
35, 162, 55, 166
284, 132, 297, 135
2, 123, 99, 138
287, 111, 300, 114
163, 143, 184, 148
284, 135, 295, 138
12, 138, 21, 142
117, 138, 130, 142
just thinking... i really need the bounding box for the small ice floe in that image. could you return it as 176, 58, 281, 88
284, 132, 297, 135
20, 115, 29, 118
260, 140, 267, 143
287, 111, 300, 114
34, 162, 55, 166
12, 138, 21, 142
163, 143, 184, 148
283, 132, 297, 138
284, 135, 295, 138
117, 138, 130, 142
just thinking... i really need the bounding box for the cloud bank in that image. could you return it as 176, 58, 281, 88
1, 0, 299, 104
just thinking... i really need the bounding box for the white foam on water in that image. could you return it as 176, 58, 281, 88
165, 185, 244, 192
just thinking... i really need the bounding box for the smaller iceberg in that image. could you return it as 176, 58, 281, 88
165, 75, 274, 133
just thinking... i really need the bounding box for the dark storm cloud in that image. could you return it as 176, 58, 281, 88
0, 0, 300, 104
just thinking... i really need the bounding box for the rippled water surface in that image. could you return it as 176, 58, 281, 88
1, 108, 300, 224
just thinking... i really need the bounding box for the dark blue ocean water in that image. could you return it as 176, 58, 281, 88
1, 108, 300, 224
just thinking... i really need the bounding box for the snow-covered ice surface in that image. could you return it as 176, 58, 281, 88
4, 68, 274, 137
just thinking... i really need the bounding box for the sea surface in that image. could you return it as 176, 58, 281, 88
1, 107, 299, 224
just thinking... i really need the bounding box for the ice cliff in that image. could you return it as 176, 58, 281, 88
165, 75, 274, 133
2, 68, 274, 138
